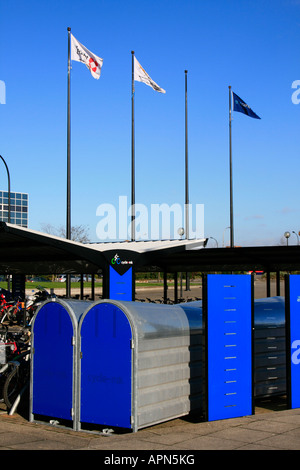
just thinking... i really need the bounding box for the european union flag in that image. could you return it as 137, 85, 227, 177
232, 92, 261, 119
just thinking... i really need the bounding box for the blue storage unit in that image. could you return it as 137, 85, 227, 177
29, 299, 92, 429
78, 299, 204, 432
286, 274, 300, 409
203, 274, 254, 421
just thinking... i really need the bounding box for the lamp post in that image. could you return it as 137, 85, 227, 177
209, 237, 218, 247
284, 231, 291, 246
0, 155, 10, 223
292, 231, 299, 245
222, 226, 230, 247
177, 227, 185, 239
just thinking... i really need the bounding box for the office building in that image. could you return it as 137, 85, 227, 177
0, 191, 28, 227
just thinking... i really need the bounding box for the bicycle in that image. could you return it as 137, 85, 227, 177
2, 349, 30, 413
0, 325, 31, 409
0, 340, 20, 402
0, 294, 13, 324
25, 287, 56, 325
0, 298, 24, 325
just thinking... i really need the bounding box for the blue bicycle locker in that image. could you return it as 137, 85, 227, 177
78, 299, 204, 432
30, 299, 92, 429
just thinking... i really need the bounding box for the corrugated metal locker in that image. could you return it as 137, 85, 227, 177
254, 296, 286, 398
78, 299, 204, 432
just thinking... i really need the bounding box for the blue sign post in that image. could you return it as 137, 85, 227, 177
286, 274, 300, 409
103, 250, 136, 301
203, 274, 254, 421
109, 266, 133, 301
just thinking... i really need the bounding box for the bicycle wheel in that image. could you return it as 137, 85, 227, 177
0, 371, 8, 401
3, 365, 21, 409
3, 362, 29, 410
6, 305, 16, 324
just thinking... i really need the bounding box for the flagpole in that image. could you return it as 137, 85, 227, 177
131, 50, 135, 241
185, 70, 190, 291
66, 26, 71, 298
67, 27, 71, 241
229, 85, 234, 248
185, 70, 189, 239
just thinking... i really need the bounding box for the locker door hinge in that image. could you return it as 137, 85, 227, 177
130, 339, 135, 349
80, 351, 83, 359
72, 336, 76, 346
130, 415, 134, 425
71, 408, 74, 418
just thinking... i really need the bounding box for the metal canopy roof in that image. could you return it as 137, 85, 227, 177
147, 244, 300, 273
0, 222, 299, 274
0, 222, 107, 274
85, 238, 206, 253
0, 223, 207, 274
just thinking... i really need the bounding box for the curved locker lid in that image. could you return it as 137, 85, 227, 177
254, 296, 285, 327
80, 299, 203, 340
32, 298, 93, 328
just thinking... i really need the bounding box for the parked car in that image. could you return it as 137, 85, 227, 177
57, 275, 80, 283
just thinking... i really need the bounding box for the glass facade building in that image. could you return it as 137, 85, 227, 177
0, 191, 28, 227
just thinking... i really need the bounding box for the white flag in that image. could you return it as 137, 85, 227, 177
71, 34, 103, 80
134, 56, 165, 93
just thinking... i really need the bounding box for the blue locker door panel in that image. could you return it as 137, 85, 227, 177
80, 303, 132, 428
207, 274, 253, 421
288, 275, 300, 409
32, 303, 74, 419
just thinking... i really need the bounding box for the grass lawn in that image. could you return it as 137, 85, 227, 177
0, 281, 100, 290
0, 279, 201, 291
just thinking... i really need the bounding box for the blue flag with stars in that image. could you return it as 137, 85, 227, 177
232, 92, 261, 119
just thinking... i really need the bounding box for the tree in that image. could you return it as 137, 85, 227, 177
41, 223, 90, 243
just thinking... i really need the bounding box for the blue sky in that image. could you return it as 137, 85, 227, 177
0, 0, 300, 246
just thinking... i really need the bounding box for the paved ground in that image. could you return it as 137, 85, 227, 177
0, 398, 299, 451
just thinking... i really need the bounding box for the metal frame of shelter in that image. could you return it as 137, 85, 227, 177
0, 222, 299, 300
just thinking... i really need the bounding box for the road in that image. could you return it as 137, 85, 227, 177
135, 278, 284, 303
